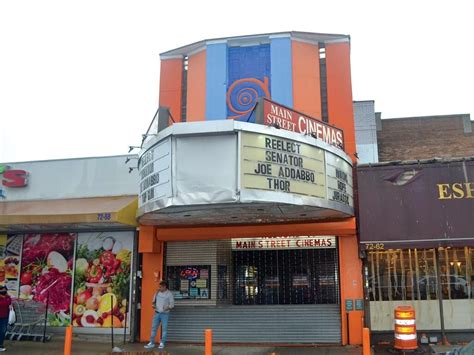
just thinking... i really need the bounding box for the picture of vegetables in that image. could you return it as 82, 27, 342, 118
19, 233, 76, 327
72, 232, 133, 328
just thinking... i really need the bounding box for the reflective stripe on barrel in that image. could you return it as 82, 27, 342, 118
394, 306, 417, 350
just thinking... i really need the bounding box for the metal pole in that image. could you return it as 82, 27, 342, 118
111, 294, 114, 349
42, 291, 49, 343
123, 307, 127, 344
434, 248, 448, 345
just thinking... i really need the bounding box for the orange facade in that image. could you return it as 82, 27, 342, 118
186, 50, 206, 122
325, 42, 357, 160
146, 33, 363, 345
140, 218, 363, 345
291, 40, 322, 119
159, 58, 183, 122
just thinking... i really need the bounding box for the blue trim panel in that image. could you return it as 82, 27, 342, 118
270, 37, 293, 107
205, 43, 227, 120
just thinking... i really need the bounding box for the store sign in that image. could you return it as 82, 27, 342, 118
232, 236, 336, 250
241, 132, 327, 198
138, 137, 172, 207
0, 165, 28, 199
262, 99, 344, 149
358, 160, 474, 249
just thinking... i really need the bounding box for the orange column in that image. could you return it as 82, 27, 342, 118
159, 58, 183, 122
291, 40, 321, 118
186, 49, 206, 122
139, 225, 164, 342
339, 235, 364, 345
325, 42, 356, 161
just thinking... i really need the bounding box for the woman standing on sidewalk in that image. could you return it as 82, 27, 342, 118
0, 286, 11, 352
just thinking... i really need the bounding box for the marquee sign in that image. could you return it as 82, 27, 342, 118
137, 120, 354, 226
261, 98, 344, 149
241, 132, 352, 206
232, 236, 336, 250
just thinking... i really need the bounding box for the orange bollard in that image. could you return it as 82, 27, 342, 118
394, 306, 417, 350
363, 327, 371, 355
64, 325, 73, 355
205, 329, 213, 355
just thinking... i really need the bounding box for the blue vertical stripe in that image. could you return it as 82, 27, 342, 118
205, 42, 227, 120
270, 36, 293, 107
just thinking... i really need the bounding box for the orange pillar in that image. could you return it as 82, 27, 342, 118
159, 58, 183, 123
64, 325, 73, 355
339, 235, 364, 345
205, 329, 213, 355
139, 225, 164, 342
325, 41, 357, 161
363, 328, 371, 355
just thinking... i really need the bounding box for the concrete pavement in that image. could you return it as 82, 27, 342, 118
2, 338, 368, 354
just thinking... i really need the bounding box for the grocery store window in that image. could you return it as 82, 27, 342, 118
367, 247, 474, 301
233, 249, 339, 305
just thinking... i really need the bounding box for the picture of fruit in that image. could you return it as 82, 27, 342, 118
99, 293, 117, 313
20, 271, 32, 285
47, 251, 69, 273
20, 284, 32, 296
20, 233, 76, 327
102, 315, 122, 328
86, 296, 100, 310
76, 290, 92, 305
75, 258, 89, 277
82, 310, 99, 327
73, 232, 132, 328
116, 249, 131, 265
74, 304, 86, 316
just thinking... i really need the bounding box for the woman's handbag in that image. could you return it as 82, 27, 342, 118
8, 305, 16, 325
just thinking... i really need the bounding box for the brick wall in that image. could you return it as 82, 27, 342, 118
377, 114, 474, 162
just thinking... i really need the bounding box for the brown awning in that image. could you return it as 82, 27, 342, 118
0, 195, 138, 232
357, 159, 474, 249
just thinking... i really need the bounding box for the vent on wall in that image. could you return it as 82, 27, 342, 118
319, 45, 328, 123
181, 55, 189, 122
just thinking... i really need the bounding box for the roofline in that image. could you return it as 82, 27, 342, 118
160, 31, 350, 58
1, 154, 138, 165
382, 113, 471, 121
358, 156, 474, 169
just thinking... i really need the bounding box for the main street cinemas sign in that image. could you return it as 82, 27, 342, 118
137, 120, 353, 226
232, 236, 337, 250
256, 98, 344, 150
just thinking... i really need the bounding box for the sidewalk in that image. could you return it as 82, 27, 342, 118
3, 338, 366, 354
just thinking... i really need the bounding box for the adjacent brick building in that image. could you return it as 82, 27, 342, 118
376, 113, 473, 162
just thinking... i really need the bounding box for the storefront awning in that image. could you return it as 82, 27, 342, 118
0, 195, 138, 232
357, 158, 474, 250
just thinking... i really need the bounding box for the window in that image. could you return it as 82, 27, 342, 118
233, 249, 339, 305
368, 247, 474, 301
166, 265, 211, 300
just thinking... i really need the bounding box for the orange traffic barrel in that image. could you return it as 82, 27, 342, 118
394, 306, 417, 350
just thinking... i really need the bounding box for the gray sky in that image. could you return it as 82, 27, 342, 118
1, 0, 473, 162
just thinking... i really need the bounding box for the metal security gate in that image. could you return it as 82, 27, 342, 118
165, 239, 341, 343
167, 304, 341, 343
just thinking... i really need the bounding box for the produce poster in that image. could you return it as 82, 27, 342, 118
72, 232, 133, 328
0, 235, 23, 297
19, 233, 76, 326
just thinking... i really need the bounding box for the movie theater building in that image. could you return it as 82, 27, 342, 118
137, 32, 364, 345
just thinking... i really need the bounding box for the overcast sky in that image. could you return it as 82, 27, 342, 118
1, 0, 473, 162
